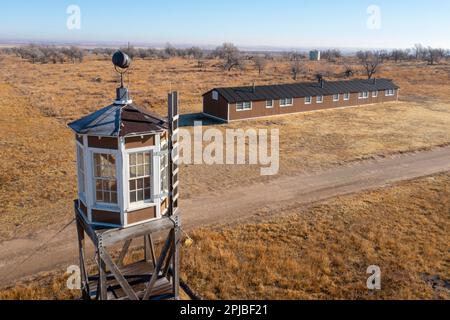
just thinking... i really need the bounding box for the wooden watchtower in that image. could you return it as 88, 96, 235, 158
68, 51, 181, 300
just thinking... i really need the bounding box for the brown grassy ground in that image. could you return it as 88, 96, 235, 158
1, 173, 448, 300
0, 55, 449, 239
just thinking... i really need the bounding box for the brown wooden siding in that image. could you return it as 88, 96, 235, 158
88, 136, 118, 150
226, 90, 398, 121
203, 91, 229, 121
125, 135, 155, 150
127, 207, 157, 225
92, 209, 121, 225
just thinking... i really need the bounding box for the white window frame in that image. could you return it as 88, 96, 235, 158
280, 98, 293, 107
127, 150, 153, 209
333, 94, 340, 102
236, 101, 252, 111
385, 89, 395, 96
266, 100, 274, 108
124, 146, 157, 212
316, 95, 323, 104
344, 93, 350, 101
305, 96, 312, 105
359, 91, 369, 99
76, 143, 86, 203
212, 90, 219, 101
372, 91, 378, 98
90, 148, 121, 211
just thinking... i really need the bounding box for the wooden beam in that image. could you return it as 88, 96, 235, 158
144, 236, 151, 263
75, 206, 98, 246
148, 234, 157, 267
142, 233, 172, 300
117, 239, 132, 268
76, 219, 90, 300
100, 250, 139, 300
98, 255, 107, 300
172, 226, 181, 299
101, 218, 174, 246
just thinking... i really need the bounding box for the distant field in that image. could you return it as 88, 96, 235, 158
0, 55, 449, 239
1, 173, 448, 300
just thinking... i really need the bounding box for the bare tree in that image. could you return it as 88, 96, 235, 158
164, 43, 178, 58
414, 43, 426, 60
214, 43, 242, 71
253, 56, 267, 75
426, 47, 446, 65
64, 46, 84, 63
321, 49, 342, 62
357, 51, 381, 79
343, 65, 354, 78
290, 60, 301, 80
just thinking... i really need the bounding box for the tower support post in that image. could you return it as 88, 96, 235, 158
74, 203, 180, 300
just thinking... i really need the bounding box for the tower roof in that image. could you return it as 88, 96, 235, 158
68, 103, 168, 137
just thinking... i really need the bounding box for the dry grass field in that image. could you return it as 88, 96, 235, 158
0, 53, 449, 300
0, 55, 449, 240
1, 172, 448, 300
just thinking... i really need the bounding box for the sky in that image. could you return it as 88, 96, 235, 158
1, 0, 449, 49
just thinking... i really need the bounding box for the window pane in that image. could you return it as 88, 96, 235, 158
145, 153, 151, 164
109, 154, 116, 165
103, 191, 110, 203
130, 166, 137, 178
137, 178, 143, 189
111, 192, 118, 204
144, 177, 151, 188
130, 191, 136, 203
137, 153, 144, 165
96, 191, 104, 202
130, 154, 136, 166
96, 180, 103, 191
110, 180, 117, 192
137, 190, 144, 202
95, 165, 102, 178
137, 165, 144, 177
144, 164, 150, 176
144, 188, 151, 200
130, 180, 136, 191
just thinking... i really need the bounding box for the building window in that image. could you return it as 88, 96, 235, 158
161, 140, 169, 195
344, 93, 350, 101
236, 102, 252, 111
77, 145, 86, 196
317, 95, 323, 104
305, 96, 312, 104
212, 91, 219, 101
372, 91, 378, 98
333, 94, 340, 102
93, 153, 118, 205
266, 100, 274, 108
280, 98, 293, 107
359, 92, 369, 99
129, 152, 152, 204
385, 89, 395, 96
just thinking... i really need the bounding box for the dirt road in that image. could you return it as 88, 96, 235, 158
1, 146, 449, 287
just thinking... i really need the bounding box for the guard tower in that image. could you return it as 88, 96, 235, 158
68, 51, 181, 300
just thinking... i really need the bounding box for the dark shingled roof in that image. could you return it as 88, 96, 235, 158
68, 103, 168, 137
207, 78, 399, 103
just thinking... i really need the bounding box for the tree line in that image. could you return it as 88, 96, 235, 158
1, 45, 85, 64
1, 43, 448, 79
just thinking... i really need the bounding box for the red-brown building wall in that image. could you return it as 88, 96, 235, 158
203, 91, 229, 121
204, 89, 398, 122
